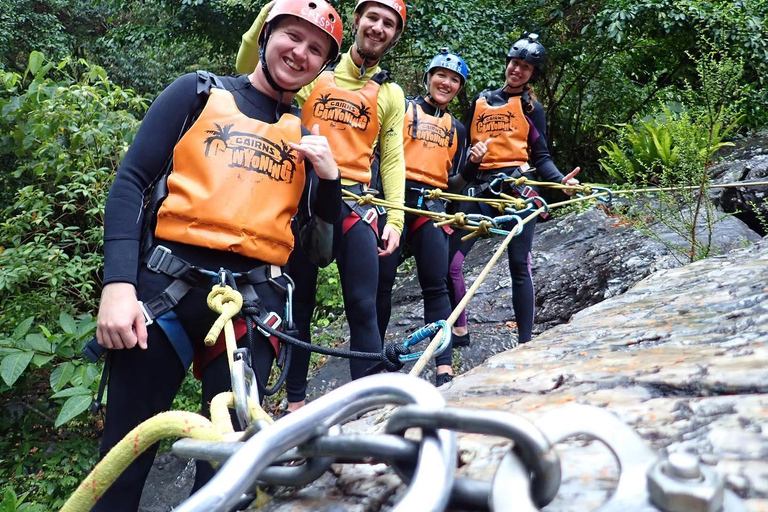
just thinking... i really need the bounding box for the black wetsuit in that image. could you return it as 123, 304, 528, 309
447, 89, 564, 344
94, 72, 340, 512
376, 96, 477, 367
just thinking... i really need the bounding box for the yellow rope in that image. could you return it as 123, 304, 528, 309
205, 284, 272, 423
62, 283, 276, 512
210, 391, 274, 435
408, 205, 544, 377
60, 411, 224, 512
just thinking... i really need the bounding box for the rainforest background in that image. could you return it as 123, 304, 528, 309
1, 0, 766, 508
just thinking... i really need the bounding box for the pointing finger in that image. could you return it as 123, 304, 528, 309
564, 167, 581, 182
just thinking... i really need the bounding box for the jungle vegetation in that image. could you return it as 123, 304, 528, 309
1, 0, 766, 508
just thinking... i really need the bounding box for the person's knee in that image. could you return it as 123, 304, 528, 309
420, 278, 448, 300
344, 296, 376, 320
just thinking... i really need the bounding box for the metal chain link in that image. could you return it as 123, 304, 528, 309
173, 374, 746, 512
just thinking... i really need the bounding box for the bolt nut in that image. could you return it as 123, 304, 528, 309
647, 454, 725, 512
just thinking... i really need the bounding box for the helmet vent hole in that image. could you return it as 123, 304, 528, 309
329, 13, 335, 21
308, 2, 317, 9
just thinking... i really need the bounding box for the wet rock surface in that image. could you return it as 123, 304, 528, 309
247, 236, 768, 512
307, 203, 760, 393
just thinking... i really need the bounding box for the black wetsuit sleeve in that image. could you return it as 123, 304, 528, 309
102, 73, 203, 287
295, 159, 342, 268
527, 101, 564, 184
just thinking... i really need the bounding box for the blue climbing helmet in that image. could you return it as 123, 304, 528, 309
506, 33, 546, 75
424, 48, 469, 88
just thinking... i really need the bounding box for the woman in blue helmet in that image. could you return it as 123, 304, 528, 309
377, 49, 488, 386
447, 33, 580, 347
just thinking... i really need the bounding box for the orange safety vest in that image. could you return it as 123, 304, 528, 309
155, 88, 305, 266
470, 95, 529, 172
302, 71, 380, 185
403, 102, 457, 189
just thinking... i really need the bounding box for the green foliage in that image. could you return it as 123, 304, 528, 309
312, 263, 344, 327
0, 53, 148, 510
91, 0, 242, 95
600, 46, 747, 263
748, 201, 768, 236
0, 412, 99, 509
0, 52, 148, 330
0, 0, 108, 72
599, 44, 746, 186
0, 487, 47, 512
0, 312, 98, 424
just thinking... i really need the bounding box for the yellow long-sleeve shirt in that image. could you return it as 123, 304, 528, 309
236, 8, 406, 233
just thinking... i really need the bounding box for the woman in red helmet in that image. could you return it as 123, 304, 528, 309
447, 33, 580, 348
92, 1, 343, 509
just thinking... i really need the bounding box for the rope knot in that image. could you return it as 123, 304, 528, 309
512, 198, 527, 210
240, 298, 263, 318
424, 188, 442, 199
476, 220, 493, 237
358, 193, 375, 205
205, 285, 243, 346
382, 344, 409, 372
512, 177, 527, 187
452, 211, 468, 227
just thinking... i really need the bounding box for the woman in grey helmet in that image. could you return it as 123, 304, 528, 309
447, 33, 580, 347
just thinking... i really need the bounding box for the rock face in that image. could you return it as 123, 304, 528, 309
247, 233, 768, 512
308, 204, 761, 392
710, 131, 768, 236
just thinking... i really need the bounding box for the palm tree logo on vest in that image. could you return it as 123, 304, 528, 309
204, 123, 297, 183
312, 94, 372, 130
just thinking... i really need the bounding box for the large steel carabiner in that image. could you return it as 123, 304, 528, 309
175, 373, 457, 512
530, 404, 745, 512
230, 348, 260, 431
386, 405, 561, 508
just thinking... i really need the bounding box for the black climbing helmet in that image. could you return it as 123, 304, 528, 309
506, 33, 546, 75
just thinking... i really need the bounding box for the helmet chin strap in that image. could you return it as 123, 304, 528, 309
424, 74, 461, 117
353, 39, 380, 78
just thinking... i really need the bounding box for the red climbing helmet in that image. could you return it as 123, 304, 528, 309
261, 0, 344, 61
354, 0, 407, 38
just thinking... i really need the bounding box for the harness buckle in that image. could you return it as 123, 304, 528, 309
375, 205, 387, 216
521, 185, 535, 198
362, 208, 378, 225
467, 187, 476, 197
138, 300, 154, 326
257, 312, 282, 338
146, 245, 172, 273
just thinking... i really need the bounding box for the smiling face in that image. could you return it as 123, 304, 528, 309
427, 68, 462, 107
262, 16, 333, 92
353, 3, 400, 62
504, 58, 535, 92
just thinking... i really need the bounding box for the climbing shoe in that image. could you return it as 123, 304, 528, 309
435, 373, 454, 387
452, 332, 470, 347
